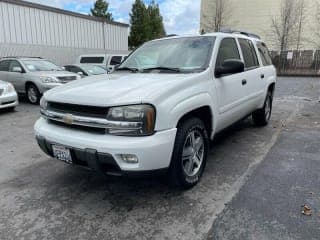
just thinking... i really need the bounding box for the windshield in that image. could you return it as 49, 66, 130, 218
118, 36, 215, 73
82, 65, 108, 75
22, 60, 61, 72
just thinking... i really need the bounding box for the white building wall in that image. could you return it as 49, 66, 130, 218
200, 0, 320, 51
0, 0, 129, 65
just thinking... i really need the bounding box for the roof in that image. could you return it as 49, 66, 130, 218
2, 0, 129, 28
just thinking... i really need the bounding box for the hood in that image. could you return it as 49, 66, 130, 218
44, 72, 200, 106
31, 71, 79, 78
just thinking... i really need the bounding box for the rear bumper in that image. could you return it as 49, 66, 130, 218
34, 118, 177, 174
0, 92, 18, 109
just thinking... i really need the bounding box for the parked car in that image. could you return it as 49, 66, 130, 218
34, 31, 276, 188
0, 57, 81, 104
74, 54, 127, 72
0, 80, 18, 111
64, 64, 108, 77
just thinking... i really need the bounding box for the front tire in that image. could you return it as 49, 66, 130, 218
26, 84, 41, 104
169, 118, 209, 189
252, 90, 273, 126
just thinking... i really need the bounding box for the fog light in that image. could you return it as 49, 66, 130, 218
119, 154, 139, 163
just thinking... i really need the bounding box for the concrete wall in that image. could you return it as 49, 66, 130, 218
0, 0, 129, 65
200, 0, 320, 50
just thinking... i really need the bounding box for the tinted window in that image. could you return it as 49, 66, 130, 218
216, 38, 240, 67
80, 57, 104, 64
238, 39, 259, 68
0, 60, 10, 71
9, 60, 23, 72
110, 56, 122, 66
257, 42, 272, 66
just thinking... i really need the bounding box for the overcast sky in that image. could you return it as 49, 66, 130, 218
27, 0, 201, 35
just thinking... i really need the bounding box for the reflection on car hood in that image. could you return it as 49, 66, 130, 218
44, 72, 200, 106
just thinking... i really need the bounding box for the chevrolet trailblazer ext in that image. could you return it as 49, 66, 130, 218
34, 31, 276, 188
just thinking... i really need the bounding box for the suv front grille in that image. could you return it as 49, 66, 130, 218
57, 76, 77, 83
47, 102, 109, 118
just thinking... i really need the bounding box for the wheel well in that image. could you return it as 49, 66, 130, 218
268, 83, 275, 96
25, 81, 35, 91
177, 106, 212, 135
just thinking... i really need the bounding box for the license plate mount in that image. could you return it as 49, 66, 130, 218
52, 145, 73, 164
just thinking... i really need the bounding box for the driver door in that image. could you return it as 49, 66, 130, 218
214, 38, 249, 131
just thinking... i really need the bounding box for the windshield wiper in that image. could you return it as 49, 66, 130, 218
142, 67, 181, 73
116, 67, 140, 73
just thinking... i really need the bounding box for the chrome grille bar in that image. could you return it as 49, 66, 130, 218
41, 109, 142, 130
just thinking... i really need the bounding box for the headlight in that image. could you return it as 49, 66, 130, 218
40, 97, 47, 110
106, 104, 156, 136
40, 76, 60, 83
3, 83, 15, 93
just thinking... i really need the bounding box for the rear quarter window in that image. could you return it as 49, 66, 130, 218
257, 42, 273, 66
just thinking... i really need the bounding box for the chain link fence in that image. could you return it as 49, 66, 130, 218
270, 50, 320, 76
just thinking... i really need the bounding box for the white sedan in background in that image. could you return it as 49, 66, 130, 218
0, 80, 18, 111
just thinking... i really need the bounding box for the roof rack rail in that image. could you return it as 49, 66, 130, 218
1, 56, 43, 59
219, 29, 261, 39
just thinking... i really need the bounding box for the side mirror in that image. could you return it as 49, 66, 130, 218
12, 66, 23, 73
215, 59, 245, 78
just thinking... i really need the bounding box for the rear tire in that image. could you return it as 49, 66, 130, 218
168, 118, 209, 189
26, 84, 41, 104
252, 90, 273, 126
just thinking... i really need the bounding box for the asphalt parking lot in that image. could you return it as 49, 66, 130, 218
0, 77, 319, 240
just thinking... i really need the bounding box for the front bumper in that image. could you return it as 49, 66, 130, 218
34, 118, 177, 174
0, 92, 18, 109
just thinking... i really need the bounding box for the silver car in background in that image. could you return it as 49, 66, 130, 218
0, 80, 18, 111
0, 57, 81, 104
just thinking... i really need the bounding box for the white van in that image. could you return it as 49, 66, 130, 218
75, 54, 127, 72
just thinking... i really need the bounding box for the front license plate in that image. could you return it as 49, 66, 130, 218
52, 145, 72, 164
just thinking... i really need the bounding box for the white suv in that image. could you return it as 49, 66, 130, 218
34, 32, 276, 188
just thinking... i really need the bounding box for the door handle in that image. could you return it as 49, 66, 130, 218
242, 79, 247, 85
261, 74, 265, 79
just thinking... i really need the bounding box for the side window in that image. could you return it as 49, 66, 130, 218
257, 42, 272, 66
110, 56, 123, 66
238, 39, 259, 69
9, 60, 23, 72
64, 66, 71, 72
216, 38, 240, 68
0, 60, 11, 71
80, 57, 104, 64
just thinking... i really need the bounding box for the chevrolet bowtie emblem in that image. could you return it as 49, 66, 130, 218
63, 114, 74, 125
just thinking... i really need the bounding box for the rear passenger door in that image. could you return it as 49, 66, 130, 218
214, 38, 250, 131
238, 38, 265, 110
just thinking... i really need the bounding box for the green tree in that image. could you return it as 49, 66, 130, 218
129, 0, 166, 49
90, 0, 113, 21
129, 0, 150, 48
148, 0, 166, 39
